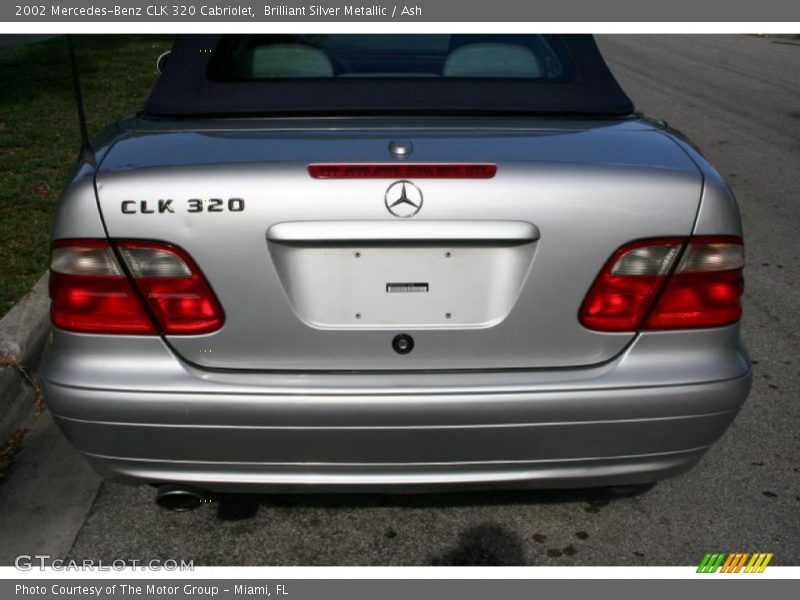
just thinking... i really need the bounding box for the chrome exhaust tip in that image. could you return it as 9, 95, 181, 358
155, 484, 209, 512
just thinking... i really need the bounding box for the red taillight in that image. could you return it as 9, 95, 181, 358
579, 236, 744, 332
579, 238, 683, 332
644, 237, 744, 330
50, 240, 224, 335
308, 163, 497, 179
50, 240, 155, 334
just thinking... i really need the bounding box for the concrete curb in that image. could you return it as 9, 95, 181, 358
0, 272, 50, 444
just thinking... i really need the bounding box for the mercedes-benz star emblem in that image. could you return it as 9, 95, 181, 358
385, 180, 423, 218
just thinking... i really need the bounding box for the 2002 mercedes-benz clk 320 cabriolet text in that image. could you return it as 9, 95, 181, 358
42, 34, 752, 508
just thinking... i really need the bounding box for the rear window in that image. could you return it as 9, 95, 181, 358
145, 35, 634, 117
209, 34, 573, 81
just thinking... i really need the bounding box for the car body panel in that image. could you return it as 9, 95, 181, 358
42, 325, 751, 491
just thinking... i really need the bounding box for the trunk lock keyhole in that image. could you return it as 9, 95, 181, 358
392, 334, 414, 355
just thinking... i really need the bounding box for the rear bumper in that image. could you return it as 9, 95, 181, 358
42, 328, 752, 492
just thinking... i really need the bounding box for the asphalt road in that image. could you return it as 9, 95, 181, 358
3, 34, 799, 567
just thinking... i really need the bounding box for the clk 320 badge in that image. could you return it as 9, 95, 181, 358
121, 198, 245, 214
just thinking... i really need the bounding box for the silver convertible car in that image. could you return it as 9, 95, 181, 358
42, 34, 751, 508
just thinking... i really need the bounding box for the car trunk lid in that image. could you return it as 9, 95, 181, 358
94, 118, 701, 371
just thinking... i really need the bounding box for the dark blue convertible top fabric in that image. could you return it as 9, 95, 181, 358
144, 35, 634, 117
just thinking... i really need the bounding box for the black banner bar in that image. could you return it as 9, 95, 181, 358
3, 0, 800, 22
3, 579, 796, 600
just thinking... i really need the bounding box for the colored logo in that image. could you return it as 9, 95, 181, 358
697, 552, 773, 573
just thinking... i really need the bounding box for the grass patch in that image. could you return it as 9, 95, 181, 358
0, 34, 172, 315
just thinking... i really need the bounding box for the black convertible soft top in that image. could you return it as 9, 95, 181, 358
144, 34, 634, 118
